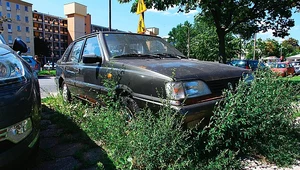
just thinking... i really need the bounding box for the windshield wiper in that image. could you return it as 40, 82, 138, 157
153, 53, 187, 59
111, 54, 163, 59
111, 53, 142, 59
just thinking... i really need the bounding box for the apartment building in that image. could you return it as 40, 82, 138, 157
0, 0, 34, 56
32, 11, 68, 63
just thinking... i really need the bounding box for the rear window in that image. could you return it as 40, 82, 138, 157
231, 60, 246, 67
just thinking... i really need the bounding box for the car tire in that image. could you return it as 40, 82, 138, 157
61, 81, 71, 102
120, 96, 139, 123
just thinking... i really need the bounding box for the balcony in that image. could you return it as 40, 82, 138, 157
38, 18, 42, 22
45, 28, 49, 32
38, 28, 43, 31
33, 27, 37, 30
33, 18, 37, 21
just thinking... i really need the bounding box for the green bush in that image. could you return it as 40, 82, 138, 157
197, 69, 300, 167
43, 69, 300, 169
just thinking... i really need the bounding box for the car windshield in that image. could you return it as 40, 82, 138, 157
276, 63, 286, 68
103, 33, 185, 59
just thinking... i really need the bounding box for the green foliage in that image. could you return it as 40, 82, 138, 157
38, 70, 56, 76
198, 70, 300, 167
43, 70, 300, 169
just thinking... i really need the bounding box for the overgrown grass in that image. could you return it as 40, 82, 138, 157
38, 70, 56, 76
43, 70, 300, 169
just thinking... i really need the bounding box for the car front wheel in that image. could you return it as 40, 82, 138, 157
120, 96, 139, 123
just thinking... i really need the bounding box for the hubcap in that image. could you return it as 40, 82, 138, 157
62, 84, 68, 101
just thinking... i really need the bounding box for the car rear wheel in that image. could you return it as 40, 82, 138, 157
120, 96, 139, 123
61, 81, 71, 102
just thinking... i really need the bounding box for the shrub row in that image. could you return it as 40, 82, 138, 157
44, 70, 300, 169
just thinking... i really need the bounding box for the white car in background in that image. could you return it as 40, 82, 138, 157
291, 61, 300, 75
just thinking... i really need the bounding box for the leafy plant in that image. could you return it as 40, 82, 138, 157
197, 69, 300, 167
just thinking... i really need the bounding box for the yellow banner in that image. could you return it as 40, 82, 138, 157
136, 0, 147, 14
137, 14, 145, 34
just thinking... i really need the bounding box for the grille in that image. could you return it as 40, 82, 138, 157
206, 77, 241, 95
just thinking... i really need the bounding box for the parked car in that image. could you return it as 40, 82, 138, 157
0, 38, 41, 168
291, 61, 300, 75
227, 59, 265, 71
43, 62, 57, 70
56, 32, 251, 127
270, 62, 295, 77
21, 55, 40, 75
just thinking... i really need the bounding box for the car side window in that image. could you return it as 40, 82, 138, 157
68, 40, 84, 63
61, 43, 73, 62
82, 36, 101, 58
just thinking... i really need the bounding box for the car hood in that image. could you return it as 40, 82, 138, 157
271, 68, 287, 72
114, 59, 249, 81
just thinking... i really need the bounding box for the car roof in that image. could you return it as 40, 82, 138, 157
74, 31, 160, 42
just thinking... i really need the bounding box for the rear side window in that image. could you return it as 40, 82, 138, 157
82, 36, 101, 58
249, 60, 258, 68
68, 40, 84, 63
61, 43, 73, 62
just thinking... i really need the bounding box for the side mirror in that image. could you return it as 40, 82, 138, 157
12, 38, 28, 54
82, 54, 102, 64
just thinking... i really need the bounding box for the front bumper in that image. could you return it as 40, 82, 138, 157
0, 129, 39, 167
172, 98, 221, 128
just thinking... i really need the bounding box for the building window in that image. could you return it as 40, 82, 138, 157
7, 24, 12, 33
8, 35, 12, 44
26, 27, 29, 32
7, 13, 11, 19
17, 25, 21, 31
0, 12, 2, 17
25, 16, 29, 23
16, 15, 21, 21
16, 4, 20, 10
6, 2, 10, 11
0, 0, 2, 6
27, 47, 30, 53
25, 6, 28, 12
26, 37, 30, 43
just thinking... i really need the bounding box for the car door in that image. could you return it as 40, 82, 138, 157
287, 64, 294, 75
64, 39, 85, 95
76, 35, 104, 101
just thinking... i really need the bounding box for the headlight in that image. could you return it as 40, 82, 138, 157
0, 53, 25, 81
7, 118, 32, 143
165, 80, 211, 100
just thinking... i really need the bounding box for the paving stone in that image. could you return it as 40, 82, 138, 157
40, 128, 64, 138
83, 147, 105, 165
31, 156, 81, 170
48, 143, 85, 158
40, 137, 61, 150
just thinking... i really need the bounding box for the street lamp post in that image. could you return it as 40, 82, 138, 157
108, 0, 111, 31
183, 25, 190, 58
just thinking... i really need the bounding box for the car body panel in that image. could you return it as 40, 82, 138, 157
270, 62, 295, 77
0, 43, 41, 167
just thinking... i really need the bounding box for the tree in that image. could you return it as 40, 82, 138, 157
118, 0, 299, 63
168, 21, 193, 57
281, 38, 300, 56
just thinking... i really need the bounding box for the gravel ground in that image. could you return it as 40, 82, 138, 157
242, 116, 300, 170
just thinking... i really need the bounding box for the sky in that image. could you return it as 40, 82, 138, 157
26, 0, 300, 42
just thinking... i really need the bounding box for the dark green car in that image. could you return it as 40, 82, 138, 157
56, 32, 250, 127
